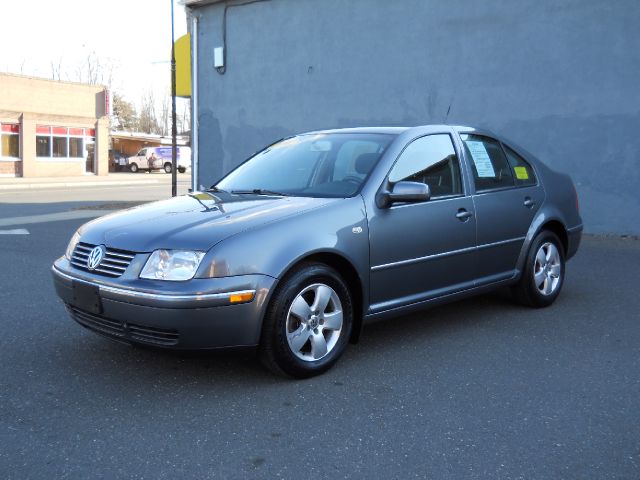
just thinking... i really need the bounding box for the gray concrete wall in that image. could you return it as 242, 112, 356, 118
192, 0, 640, 235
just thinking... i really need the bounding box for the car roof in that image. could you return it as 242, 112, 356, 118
292, 124, 541, 169
301, 126, 411, 135
300, 124, 496, 137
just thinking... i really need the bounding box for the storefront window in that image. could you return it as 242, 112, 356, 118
69, 137, 83, 158
52, 136, 68, 157
36, 136, 51, 157
36, 126, 94, 160
1, 124, 20, 158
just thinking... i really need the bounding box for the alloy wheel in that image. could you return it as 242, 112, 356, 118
285, 283, 343, 361
534, 242, 562, 296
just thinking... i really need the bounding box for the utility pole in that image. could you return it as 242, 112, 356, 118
170, 0, 178, 197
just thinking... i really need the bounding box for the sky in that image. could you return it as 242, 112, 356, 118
0, 0, 188, 108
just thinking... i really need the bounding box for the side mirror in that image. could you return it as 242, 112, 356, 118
377, 181, 431, 208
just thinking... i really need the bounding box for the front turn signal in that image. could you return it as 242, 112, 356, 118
229, 291, 255, 304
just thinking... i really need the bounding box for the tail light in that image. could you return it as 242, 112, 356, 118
574, 184, 580, 213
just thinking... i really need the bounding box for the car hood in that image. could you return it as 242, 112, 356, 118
79, 192, 339, 252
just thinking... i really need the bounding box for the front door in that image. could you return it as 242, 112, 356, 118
136, 149, 147, 169
84, 139, 95, 174
368, 133, 477, 313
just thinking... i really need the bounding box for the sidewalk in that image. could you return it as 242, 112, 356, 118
0, 172, 187, 190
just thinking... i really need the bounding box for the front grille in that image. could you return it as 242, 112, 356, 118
70, 242, 136, 277
128, 324, 181, 346
69, 305, 125, 338
66, 305, 179, 346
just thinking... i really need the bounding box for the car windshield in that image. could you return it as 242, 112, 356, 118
215, 133, 395, 198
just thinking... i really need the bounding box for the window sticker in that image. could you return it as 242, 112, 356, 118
514, 166, 529, 180
465, 141, 496, 178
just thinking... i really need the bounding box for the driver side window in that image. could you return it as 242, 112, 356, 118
388, 134, 462, 198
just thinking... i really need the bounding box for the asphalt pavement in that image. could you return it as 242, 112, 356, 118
0, 183, 639, 479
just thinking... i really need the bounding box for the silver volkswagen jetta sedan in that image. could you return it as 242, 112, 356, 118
52, 125, 582, 378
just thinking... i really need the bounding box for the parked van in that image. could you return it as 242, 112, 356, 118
125, 147, 191, 173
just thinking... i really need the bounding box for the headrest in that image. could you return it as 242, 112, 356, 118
354, 153, 381, 175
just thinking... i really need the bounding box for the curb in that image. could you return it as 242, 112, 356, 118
0, 180, 162, 190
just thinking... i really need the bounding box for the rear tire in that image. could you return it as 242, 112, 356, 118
512, 230, 565, 308
178, 166, 186, 174
164, 163, 172, 174
129, 163, 138, 173
259, 263, 353, 378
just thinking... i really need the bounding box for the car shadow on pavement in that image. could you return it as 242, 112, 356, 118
53, 288, 525, 387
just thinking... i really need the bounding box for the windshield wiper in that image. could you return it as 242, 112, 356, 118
205, 186, 227, 193
231, 189, 289, 196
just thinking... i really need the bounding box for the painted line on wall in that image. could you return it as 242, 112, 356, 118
0, 229, 30, 235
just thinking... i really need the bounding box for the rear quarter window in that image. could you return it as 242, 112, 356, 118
504, 145, 537, 187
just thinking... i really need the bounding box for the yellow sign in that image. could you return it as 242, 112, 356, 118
175, 34, 191, 97
514, 166, 529, 180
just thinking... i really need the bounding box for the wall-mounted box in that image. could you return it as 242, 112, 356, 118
214, 47, 224, 68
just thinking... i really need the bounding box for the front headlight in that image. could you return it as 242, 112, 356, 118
140, 250, 205, 281
65, 231, 81, 260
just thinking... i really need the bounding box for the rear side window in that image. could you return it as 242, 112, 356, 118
504, 145, 537, 186
461, 134, 515, 192
388, 134, 462, 198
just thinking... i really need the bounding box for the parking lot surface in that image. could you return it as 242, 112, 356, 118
0, 186, 638, 479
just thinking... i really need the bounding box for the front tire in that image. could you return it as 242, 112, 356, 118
129, 163, 138, 173
259, 263, 353, 378
512, 230, 565, 308
164, 163, 172, 173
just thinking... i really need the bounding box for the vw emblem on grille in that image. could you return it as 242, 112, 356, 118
86, 246, 105, 270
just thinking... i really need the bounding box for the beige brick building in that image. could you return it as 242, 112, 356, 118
0, 73, 109, 177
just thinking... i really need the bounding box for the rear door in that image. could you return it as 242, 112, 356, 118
459, 133, 544, 284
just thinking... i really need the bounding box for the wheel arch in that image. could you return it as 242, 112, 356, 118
517, 212, 569, 275
270, 250, 366, 344
539, 219, 568, 256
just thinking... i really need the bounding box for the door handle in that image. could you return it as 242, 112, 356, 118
455, 209, 473, 221
524, 197, 536, 208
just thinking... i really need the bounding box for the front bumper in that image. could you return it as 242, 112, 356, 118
52, 259, 276, 349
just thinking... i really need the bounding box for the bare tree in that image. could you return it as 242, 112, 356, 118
159, 92, 171, 136
179, 99, 191, 134
50, 58, 62, 81
138, 89, 162, 134
72, 52, 114, 87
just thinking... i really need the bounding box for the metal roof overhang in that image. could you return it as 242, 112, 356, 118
110, 131, 189, 146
